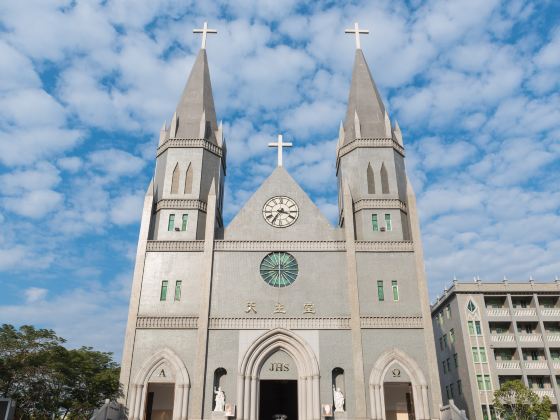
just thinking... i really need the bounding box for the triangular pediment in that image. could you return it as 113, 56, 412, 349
224, 167, 341, 240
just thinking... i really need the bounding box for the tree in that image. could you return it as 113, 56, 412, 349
493, 379, 552, 420
0, 324, 121, 419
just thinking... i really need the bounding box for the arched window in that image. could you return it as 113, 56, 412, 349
380, 163, 389, 194
170, 163, 180, 194
213, 368, 227, 410
367, 163, 375, 194
332, 367, 345, 411
184, 163, 193, 194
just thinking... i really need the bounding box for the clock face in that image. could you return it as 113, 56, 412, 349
262, 196, 299, 228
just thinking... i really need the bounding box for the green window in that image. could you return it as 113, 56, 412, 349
477, 374, 484, 390
454, 353, 458, 367
468, 321, 475, 335
467, 300, 477, 312
377, 280, 384, 301
475, 321, 482, 335
472, 347, 480, 363
446, 358, 451, 372
392, 280, 399, 301
445, 305, 451, 319
442, 361, 447, 374
439, 337, 444, 351
458, 380, 462, 395
160, 280, 168, 301
174, 280, 182, 301
372, 214, 379, 231
260, 252, 299, 288
446, 385, 450, 399
181, 214, 188, 231
384, 213, 392, 231
450, 383, 454, 398
480, 347, 487, 363
450, 329, 455, 343
443, 334, 448, 347
484, 375, 491, 390
168, 214, 175, 231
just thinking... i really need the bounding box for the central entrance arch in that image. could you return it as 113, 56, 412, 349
237, 329, 320, 420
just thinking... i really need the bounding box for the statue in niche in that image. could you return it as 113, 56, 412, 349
333, 385, 345, 412
214, 386, 225, 412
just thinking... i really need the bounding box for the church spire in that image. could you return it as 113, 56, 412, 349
342, 48, 389, 144
172, 28, 218, 143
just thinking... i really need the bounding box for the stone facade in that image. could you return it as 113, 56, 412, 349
119, 40, 442, 420
432, 280, 560, 420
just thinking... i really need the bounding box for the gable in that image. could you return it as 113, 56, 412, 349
224, 167, 341, 241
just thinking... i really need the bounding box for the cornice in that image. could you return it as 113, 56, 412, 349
146, 241, 205, 252
214, 240, 346, 252
354, 199, 407, 213
136, 315, 423, 329
355, 241, 414, 252
156, 199, 207, 212
157, 138, 224, 159
337, 138, 405, 160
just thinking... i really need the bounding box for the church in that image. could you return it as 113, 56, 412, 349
119, 22, 442, 420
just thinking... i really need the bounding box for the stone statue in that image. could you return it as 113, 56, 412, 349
333, 385, 345, 412
214, 386, 225, 412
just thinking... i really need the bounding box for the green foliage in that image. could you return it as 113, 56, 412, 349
0, 324, 121, 419
493, 379, 552, 420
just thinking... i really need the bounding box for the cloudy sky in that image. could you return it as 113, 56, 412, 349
0, 0, 559, 358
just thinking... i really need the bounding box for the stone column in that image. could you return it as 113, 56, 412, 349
250, 377, 258, 420
236, 374, 245, 420
128, 384, 138, 420
313, 374, 320, 419
134, 384, 144, 420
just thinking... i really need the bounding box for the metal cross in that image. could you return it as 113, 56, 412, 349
268, 134, 293, 167
345, 22, 369, 49
193, 21, 217, 49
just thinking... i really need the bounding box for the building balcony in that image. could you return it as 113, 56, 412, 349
541, 308, 560, 317
513, 308, 537, 317
524, 361, 549, 370
552, 361, 560, 370
496, 361, 521, 370
518, 334, 543, 344
491, 333, 516, 343
533, 389, 555, 400
487, 308, 509, 317
546, 334, 560, 343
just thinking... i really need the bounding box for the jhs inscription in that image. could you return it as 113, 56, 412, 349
269, 362, 290, 372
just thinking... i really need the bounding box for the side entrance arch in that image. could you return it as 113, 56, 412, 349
237, 328, 320, 420
369, 348, 430, 420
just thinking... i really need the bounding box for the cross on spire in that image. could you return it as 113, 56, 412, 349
193, 21, 217, 49
345, 22, 369, 49
268, 134, 293, 167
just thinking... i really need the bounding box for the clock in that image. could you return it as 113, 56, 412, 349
262, 196, 299, 228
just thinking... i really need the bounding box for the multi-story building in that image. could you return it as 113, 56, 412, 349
431, 279, 560, 420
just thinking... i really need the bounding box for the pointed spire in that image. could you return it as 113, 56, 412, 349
392, 119, 403, 146
216, 120, 223, 147
336, 121, 345, 153
173, 49, 218, 143
159, 121, 169, 146
342, 49, 388, 144
170, 112, 178, 138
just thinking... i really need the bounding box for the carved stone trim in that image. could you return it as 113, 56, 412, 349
355, 241, 414, 252
157, 138, 223, 158
214, 240, 346, 252
360, 316, 423, 328
337, 138, 405, 159
156, 199, 207, 212
354, 199, 407, 213
135, 316, 423, 329
146, 241, 205, 252
137, 316, 198, 328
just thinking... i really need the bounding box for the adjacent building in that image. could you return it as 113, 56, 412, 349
431, 280, 560, 420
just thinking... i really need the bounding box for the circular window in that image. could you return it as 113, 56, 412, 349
260, 252, 298, 287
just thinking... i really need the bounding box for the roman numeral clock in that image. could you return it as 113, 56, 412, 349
262, 196, 299, 228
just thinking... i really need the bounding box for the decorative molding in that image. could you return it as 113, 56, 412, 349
136, 316, 423, 330
214, 240, 346, 252
337, 138, 405, 160
360, 316, 423, 328
354, 199, 407, 213
156, 199, 207, 212
355, 241, 414, 252
157, 138, 224, 159
145, 240, 414, 253
146, 241, 205, 252
137, 316, 198, 329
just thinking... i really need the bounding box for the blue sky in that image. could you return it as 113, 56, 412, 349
0, 0, 559, 358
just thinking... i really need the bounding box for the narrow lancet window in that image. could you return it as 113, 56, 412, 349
184, 163, 193, 194
380, 163, 389, 194
367, 163, 375, 194
171, 163, 180, 194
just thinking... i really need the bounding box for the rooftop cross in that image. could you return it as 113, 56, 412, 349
193, 21, 217, 49
345, 22, 369, 49
268, 134, 293, 167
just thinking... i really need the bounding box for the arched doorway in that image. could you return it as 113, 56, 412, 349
237, 329, 320, 420
369, 349, 430, 420
129, 348, 190, 420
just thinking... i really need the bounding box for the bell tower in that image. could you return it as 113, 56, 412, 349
151, 27, 225, 241
337, 26, 410, 241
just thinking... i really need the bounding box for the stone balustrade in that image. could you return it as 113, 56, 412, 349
491, 334, 515, 343
524, 360, 548, 369
495, 361, 521, 369
486, 308, 509, 317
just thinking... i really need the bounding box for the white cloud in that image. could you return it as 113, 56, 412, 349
110, 192, 145, 225
3, 189, 63, 219
24, 287, 48, 303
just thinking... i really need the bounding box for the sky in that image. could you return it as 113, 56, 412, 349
0, 0, 559, 359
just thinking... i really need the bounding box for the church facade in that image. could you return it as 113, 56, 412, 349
119, 23, 442, 420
